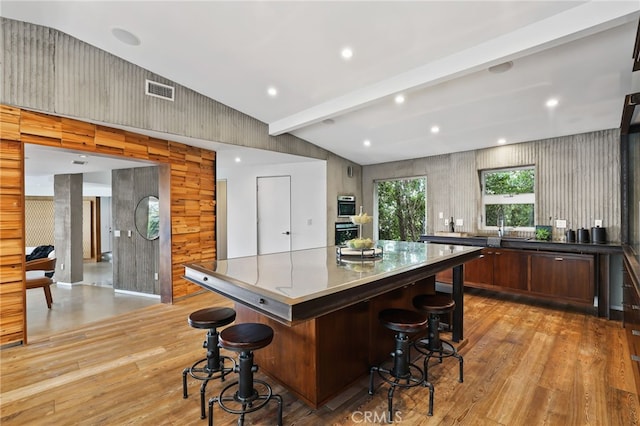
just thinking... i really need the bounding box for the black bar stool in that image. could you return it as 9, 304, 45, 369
369, 308, 434, 421
182, 307, 237, 419
412, 294, 464, 383
208, 323, 283, 426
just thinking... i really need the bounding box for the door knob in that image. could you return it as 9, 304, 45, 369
282, 231, 290, 235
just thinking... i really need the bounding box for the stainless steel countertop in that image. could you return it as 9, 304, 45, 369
184, 240, 482, 323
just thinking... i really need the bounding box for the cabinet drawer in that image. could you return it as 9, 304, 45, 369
529, 253, 594, 304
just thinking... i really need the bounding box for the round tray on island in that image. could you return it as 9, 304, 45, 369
336, 246, 383, 260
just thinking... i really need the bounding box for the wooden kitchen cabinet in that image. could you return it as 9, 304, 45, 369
529, 252, 594, 305
435, 248, 493, 287
436, 247, 595, 307
492, 249, 528, 290
437, 248, 527, 290
463, 249, 494, 287
623, 253, 640, 398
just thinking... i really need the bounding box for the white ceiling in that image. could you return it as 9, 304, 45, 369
3, 1, 640, 170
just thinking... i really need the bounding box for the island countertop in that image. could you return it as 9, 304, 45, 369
184, 240, 483, 324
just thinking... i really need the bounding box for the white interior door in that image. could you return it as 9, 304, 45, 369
257, 176, 291, 254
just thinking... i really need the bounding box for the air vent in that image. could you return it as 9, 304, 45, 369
72, 160, 87, 165
145, 79, 174, 101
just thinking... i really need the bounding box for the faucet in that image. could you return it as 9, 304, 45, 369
498, 216, 504, 237
449, 217, 455, 233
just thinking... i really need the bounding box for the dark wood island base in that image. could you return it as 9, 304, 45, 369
234, 277, 438, 409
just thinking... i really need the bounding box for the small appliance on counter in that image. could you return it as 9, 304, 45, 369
591, 226, 607, 244
565, 229, 576, 243
577, 228, 590, 243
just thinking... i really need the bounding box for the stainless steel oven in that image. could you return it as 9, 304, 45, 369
335, 222, 359, 245
337, 195, 356, 218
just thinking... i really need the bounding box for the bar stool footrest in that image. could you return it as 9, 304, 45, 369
186, 355, 236, 382
371, 362, 426, 389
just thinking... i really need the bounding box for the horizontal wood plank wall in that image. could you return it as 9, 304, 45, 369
0, 104, 214, 346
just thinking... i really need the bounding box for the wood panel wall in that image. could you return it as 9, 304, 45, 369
0, 104, 215, 346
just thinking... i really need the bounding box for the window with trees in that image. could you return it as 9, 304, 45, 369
376, 178, 426, 242
482, 166, 535, 229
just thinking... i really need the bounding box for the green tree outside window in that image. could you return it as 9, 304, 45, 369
377, 178, 426, 241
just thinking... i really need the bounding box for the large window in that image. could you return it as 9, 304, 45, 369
376, 178, 426, 241
482, 167, 535, 229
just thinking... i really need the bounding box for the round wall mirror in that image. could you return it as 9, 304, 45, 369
135, 195, 160, 240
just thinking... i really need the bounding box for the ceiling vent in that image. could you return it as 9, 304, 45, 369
145, 79, 175, 101
71, 160, 87, 165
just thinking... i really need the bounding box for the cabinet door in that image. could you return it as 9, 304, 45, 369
492, 249, 528, 290
464, 249, 494, 286
530, 253, 594, 304
435, 268, 452, 284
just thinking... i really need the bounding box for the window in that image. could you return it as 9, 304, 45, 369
375, 178, 426, 242
482, 167, 535, 229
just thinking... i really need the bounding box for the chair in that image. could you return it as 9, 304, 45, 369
25, 257, 57, 309
208, 323, 283, 426
369, 308, 433, 420
412, 294, 464, 383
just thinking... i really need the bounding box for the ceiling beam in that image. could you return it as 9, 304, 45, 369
269, 2, 640, 136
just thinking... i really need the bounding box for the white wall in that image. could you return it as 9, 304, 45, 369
219, 160, 327, 258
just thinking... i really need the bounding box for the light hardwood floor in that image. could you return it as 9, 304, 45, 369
2, 288, 639, 425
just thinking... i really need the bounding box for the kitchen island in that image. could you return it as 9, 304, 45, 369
184, 240, 482, 408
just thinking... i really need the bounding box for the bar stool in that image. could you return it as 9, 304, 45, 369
208, 323, 283, 426
182, 307, 237, 419
412, 294, 463, 383
369, 308, 434, 420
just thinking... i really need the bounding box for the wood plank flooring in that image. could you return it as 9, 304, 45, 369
1, 288, 639, 425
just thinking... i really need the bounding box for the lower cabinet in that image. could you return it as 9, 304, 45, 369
529, 252, 594, 305
623, 253, 640, 398
436, 247, 595, 306
493, 249, 529, 291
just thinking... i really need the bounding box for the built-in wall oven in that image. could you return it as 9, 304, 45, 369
335, 222, 359, 246
337, 195, 356, 218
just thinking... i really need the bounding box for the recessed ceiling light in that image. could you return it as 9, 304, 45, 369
546, 98, 559, 108
234, 157, 241, 163
79, 154, 88, 158
394, 94, 405, 104
111, 28, 141, 46
363, 139, 371, 147
497, 138, 507, 145
488, 61, 513, 74
430, 126, 440, 134
267, 87, 278, 97
341, 47, 353, 60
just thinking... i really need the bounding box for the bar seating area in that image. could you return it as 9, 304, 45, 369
182, 307, 237, 419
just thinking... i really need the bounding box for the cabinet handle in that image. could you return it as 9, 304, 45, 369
632, 355, 640, 363
623, 284, 633, 289
554, 257, 563, 261
634, 305, 640, 310
495, 252, 502, 256
633, 330, 640, 336
485, 252, 493, 255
